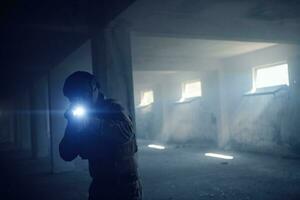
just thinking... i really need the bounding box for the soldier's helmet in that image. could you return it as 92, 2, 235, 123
63, 71, 99, 100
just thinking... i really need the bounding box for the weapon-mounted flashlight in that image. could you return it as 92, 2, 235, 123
72, 105, 86, 118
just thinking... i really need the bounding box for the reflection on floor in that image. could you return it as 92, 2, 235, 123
1, 140, 300, 200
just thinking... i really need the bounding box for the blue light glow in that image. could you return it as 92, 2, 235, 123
72, 105, 86, 118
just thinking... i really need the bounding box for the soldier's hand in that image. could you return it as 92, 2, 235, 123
64, 107, 86, 134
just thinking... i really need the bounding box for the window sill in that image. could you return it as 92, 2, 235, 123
137, 103, 153, 108
175, 97, 201, 104
244, 85, 288, 96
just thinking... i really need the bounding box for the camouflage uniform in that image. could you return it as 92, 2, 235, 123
59, 98, 142, 200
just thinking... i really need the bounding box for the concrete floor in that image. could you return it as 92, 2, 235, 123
1, 140, 300, 200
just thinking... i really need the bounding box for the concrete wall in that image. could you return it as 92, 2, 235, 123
48, 40, 92, 172
92, 21, 135, 120
134, 43, 300, 155
31, 76, 50, 158
282, 56, 300, 153
219, 44, 300, 154
134, 72, 166, 140
7, 91, 32, 151
14, 97, 22, 149
0, 102, 15, 144
134, 70, 219, 145
14, 91, 32, 151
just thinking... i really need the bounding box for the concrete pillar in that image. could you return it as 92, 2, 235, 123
48, 41, 92, 173
30, 76, 50, 158
20, 90, 31, 150
218, 68, 231, 148
0, 107, 8, 142
9, 114, 15, 144
91, 20, 135, 120
0, 100, 16, 145
14, 97, 22, 149
281, 55, 300, 151
6, 102, 15, 144
11, 92, 31, 151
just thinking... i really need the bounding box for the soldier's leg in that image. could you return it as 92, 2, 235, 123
88, 179, 117, 200
116, 179, 143, 200
88, 180, 97, 200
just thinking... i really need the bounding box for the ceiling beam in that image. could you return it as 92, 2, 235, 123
121, 1, 300, 44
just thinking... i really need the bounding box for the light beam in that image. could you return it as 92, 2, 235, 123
148, 144, 166, 150
205, 153, 234, 160
72, 105, 86, 118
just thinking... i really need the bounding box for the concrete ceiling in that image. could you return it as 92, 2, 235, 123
132, 36, 277, 70
120, 0, 300, 44
0, 0, 136, 99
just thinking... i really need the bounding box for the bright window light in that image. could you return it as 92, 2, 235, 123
180, 80, 202, 102
148, 144, 165, 150
253, 63, 289, 90
205, 153, 234, 160
139, 90, 154, 106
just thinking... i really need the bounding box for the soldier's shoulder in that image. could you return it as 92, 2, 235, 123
103, 98, 124, 112
97, 98, 125, 118
103, 99, 133, 123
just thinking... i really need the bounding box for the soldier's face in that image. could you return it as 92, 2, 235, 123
69, 91, 93, 106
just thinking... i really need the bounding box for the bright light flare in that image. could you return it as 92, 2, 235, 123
205, 153, 234, 160
72, 105, 86, 118
148, 144, 165, 150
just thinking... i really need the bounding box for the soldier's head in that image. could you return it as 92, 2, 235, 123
63, 71, 103, 105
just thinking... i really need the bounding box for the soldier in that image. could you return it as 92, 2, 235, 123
59, 71, 142, 200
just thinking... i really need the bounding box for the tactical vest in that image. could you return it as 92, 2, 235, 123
78, 99, 138, 181
87, 137, 138, 181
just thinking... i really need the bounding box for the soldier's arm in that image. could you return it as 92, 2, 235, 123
59, 123, 80, 161
102, 111, 135, 144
